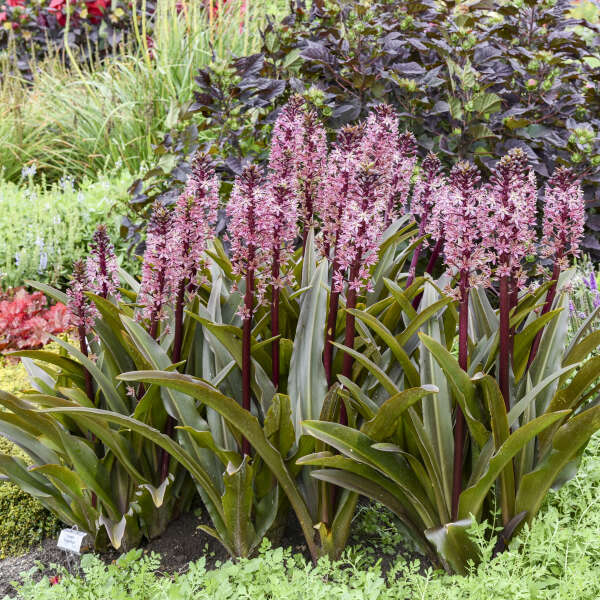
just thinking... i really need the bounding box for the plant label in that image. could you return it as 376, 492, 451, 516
57, 528, 89, 554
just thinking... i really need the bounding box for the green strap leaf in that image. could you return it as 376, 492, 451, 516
458, 410, 569, 520
361, 385, 438, 441
348, 308, 420, 388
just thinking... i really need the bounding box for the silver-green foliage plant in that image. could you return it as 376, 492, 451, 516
1, 100, 599, 574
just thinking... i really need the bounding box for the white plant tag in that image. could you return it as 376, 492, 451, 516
57, 528, 88, 554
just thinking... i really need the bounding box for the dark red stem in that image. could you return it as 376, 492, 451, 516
499, 274, 511, 411
527, 261, 561, 370
78, 324, 96, 508
241, 267, 254, 456
78, 325, 94, 403
340, 259, 361, 425
412, 235, 444, 310
406, 219, 428, 289
160, 281, 186, 482
271, 250, 280, 390
324, 255, 341, 388
452, 271, 469, 520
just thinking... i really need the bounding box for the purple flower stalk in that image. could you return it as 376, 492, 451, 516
158, 154, 220, 481
484, 148, 537, 409
407, 153, 448, 287
442, 161, 489, 519
86, 225, 121, 301
265, 99, 303, 388
227, 165, 270, 455
138, 204, 175, 340
170, 154, 220, 360
337, 163, 388, 419
67, 259, 97, 401
297, 108, 327, 250
319, 124, 365, 386
529, 167, 585, 368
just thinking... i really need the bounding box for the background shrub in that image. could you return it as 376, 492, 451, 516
0, 171, 132, 290
140, 0, 600, 255
0, 0, 285, 184
0, 0, 155, 79
0, 481, 60, 559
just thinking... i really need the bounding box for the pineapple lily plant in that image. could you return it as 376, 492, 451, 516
0, 98, 599, 573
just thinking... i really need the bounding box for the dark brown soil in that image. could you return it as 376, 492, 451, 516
0, 506, 431, 597
0, 512, 218, 597
0, 509, 314, 598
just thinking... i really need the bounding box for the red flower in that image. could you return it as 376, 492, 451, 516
49, 575, 61, 586
48, 0, 68, 27
86, 0, 109, 23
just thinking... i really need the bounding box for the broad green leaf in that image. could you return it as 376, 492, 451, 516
331, 342, 399, 396
288, 262, 328, 439
302, 420, 436, 527
113, 371, 319, 560
419, 333, 488, 448
513, 310, 561, 382
49, 335, 128, 414
458, 410, 569, 520
516, 404, 600, 520
425, 519, 478, 575
476, 374, 514, 522
42, 405, 225, 528
222, 457, 256, 557
361, 385, 438, 441
25, 280, 68, 305
348, 308, 420, 388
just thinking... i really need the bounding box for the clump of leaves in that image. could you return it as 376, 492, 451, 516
0, 289, 70, 352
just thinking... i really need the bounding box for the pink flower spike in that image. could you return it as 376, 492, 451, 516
67, 260, 98, 334
297, 108, 327, 232
86, 225, 120, 301
411, 153, 448, 243
360, 105, 417, 224
138, 204, 175, 326
442, 161, 491, 293
540, 167, 585, 268
316, 123, 365, 260
264, 99, 304, 286
335, 162, 388, 293
482, 148, 538, 290
171, 153, 220, 294
226, 165, 271, 312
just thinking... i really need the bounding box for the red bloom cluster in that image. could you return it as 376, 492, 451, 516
47, 0, 109, 27
0, 288, 70, 351
0, 0, 109, 27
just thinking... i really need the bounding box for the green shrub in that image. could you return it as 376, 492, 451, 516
0, 412, 60, 560
0, 171, 132, 290
0, 482, 60, 560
